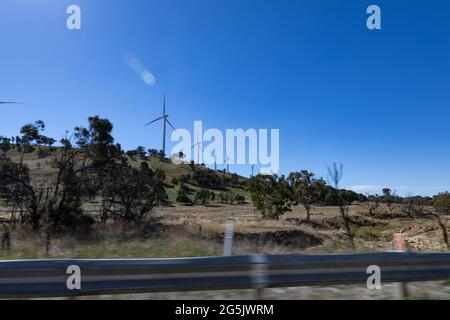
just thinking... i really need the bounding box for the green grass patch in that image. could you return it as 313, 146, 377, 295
228, 187, 251, 199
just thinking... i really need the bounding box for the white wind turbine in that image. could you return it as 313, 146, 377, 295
191, 138, 203, 165
145, 93, 175, 157
224, 154, 231, 173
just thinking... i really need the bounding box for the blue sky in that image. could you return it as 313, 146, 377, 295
1, 0, 450, 196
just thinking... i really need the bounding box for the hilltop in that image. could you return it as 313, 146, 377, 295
2, 147, 249, 205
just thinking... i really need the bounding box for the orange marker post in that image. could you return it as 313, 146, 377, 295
393, 233, 409, 299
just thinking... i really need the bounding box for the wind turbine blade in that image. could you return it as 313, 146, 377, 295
145, 116, 164, 126
0, 102, 24, 104
163, 93, 166, 115
166, 119, 176, 130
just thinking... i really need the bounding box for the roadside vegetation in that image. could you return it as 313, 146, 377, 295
1, 117, 450, 256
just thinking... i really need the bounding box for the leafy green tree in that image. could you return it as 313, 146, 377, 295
49, 137, 95, 231
382, 187, 395, 212
0, 161, 46, 230
423, 192, 450, 249
135, 146, 147, 159
433, 192, 450, 215
0, 136, 11, 157
191, 169, 222, 188
210, 191, 216, 204
230, 173, 240, 186
148, 149, 159, 158
171, 177, 179, 186
40, 136, 56, 150
288, 170, 324, 223
100, 160, 167, 223
14, 121, 46, 166
194, 189, 210, 205
247, 174, 292, 220
218, 190, 236, 204
74, 116, 120, 169
382, 188, 391, 196
176, 190, 192, 205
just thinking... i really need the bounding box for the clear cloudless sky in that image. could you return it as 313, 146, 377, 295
1, 0, 450, 196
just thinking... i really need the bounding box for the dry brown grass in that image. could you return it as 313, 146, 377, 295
2, 149, 450, 255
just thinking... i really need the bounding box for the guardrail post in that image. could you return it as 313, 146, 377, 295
223, 218, 235, 256
251, 254, 268, 300
394, 233, 409, 300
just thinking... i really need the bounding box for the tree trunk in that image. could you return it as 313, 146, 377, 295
1, 223, 10, 252
305, 205, 311, 223
340, 206, 355, 248
436, 215, 449, 250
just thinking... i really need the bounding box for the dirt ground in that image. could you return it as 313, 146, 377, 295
2, 201, 449, 254
2, 202, 450, 300
151, 202, 450, 253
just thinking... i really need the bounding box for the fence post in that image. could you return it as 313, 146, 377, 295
393, 233, 409, 300
223, 218, 235, 256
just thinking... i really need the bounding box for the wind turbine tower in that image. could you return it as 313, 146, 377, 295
145, 93, 175, 157
224, 155, 231, 173
191, 138, 202, 165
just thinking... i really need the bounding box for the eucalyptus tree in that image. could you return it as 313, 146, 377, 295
288, 170, 325, 223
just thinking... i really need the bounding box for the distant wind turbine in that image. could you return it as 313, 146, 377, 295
191, 138, 203, 165
224, 155, 231, 173
145, 93, 175, 157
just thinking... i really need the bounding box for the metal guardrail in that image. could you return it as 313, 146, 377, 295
1, 252, 450, 298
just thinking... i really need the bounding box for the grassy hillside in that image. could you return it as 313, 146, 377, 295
4, 147, 248, 203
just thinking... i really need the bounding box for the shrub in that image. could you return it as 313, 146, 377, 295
194, 189, 210, 205
219, 191, 235, 204
234, 194, 245, 203
48, 198, 95, 232
433, 192, 450, 215
176, 190, 192, 205
171, 177, 179, 186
